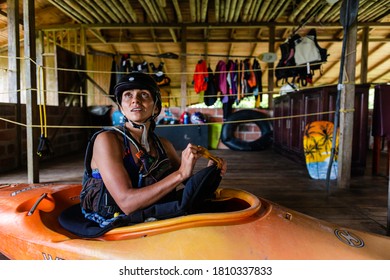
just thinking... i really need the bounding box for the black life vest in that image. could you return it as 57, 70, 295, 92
80, 126, 173, 218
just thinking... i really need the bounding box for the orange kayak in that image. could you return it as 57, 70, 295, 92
1, 182, 390, 260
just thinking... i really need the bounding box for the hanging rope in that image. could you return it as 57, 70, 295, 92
36, 65, 53, 157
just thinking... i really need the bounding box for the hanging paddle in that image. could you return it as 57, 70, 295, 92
325, 0, 359, 194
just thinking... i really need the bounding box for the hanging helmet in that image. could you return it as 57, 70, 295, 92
114, 72, 162, 117
190, 112, 207, 124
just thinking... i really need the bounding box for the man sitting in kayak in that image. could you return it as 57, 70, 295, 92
80, 71, 227, 228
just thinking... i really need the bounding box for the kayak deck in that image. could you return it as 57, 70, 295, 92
1, 183, 267, 241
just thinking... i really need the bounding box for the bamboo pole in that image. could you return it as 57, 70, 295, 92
241, 0, 254, 22
108, 0, 129, 23
148, 0, 164, 22
227, 0, 237, 22
214, 0, 220, 22
119, 0, 138, 22
288, 0, 310, 23
224, 0, 231, 23
64, 0, 95, 23
85, 0, 112, 22
256, 0, 271, 22
95, 0, 121, 23
315, 3, 333, 22
171, 0, 183, 23
189, 0, 196, 22
201, 0, 209, 23
48, 0, 85, 23
249, 0, 261, 22
77, 0, 104, 23
233, 0, 245, 22
263, 1, 279, 22
296, 1, 318, 23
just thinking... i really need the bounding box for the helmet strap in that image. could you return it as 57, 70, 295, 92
119, 99, 160, 153
128, 119, 151, 152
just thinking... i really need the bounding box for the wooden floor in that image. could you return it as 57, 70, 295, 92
1, 147, 389, 259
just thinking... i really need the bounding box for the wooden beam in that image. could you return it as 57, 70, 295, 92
23, 0, 39, 183
267, 26, 275, 108
64, 0, 96, 23
7, 0, 20, 104
171, 0, 183, 23
360, 26, 369, 84
201, 0, 208, 23
108, 0, 129, 23
287, 0, 310, 23
263, 1, 279, 22
77, 0, 104, 23
189, 0, 196, 22
119, 0, 138, 22
49, 0, 85, 23
214, 0, 220, 22
180, 25, 187, 112
95, 0, 121, 23
85, 0, 112, 22
233, 0, 245, 22
7, 0, 22, 168
241, 0, 254, 22
267, 0, 285, 22
338, 22, 358, 189
36, 21, 390, 31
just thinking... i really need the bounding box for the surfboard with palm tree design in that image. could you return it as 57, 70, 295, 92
303, 121, 339, 180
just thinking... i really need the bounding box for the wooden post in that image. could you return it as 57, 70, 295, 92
337, 22, 357, 189
180, 25, 187, 112
360, 26, 369, 84
23, 0, 39, 183
268, 26, 275, 109
7, 0, 22, 168
388, 160, 390, 236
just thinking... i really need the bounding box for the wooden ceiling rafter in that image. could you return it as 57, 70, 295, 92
64, 0, 96, 23
118, 0, 138, 22
78, 1, 104, 23
48, 0, 84, 23
233, 0, 245, 22
189, 0, 196, 22
171, 0, 182, 23
240, 0, 253, 22
256, 0, 270, 22
321, 1, 343, 23
95, 0, 121, 23
48, 0, 108, 44
296, 1, 319, 23
200, 0, 208, 23
266, 1, 285, 22
84, 0, 112, 23
108, 0, 130, 23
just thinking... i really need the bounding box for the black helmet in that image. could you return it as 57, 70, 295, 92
114, 72, 162, 116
